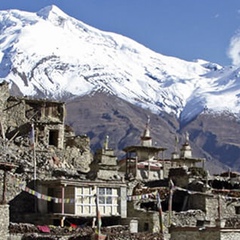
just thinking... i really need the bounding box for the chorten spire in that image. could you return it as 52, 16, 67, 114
180, 132, 192, 158
141, 115, 152, 147
171, 135, 180, 159
104, 135, 109, 150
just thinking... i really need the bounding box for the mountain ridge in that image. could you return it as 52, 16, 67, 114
0, 5, 239, 125
0, 5, 240, 173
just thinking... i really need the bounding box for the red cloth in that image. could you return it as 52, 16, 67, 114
70, 223, 77, 229
37, 225, 50, 233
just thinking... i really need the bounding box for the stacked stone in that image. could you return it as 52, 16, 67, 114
0, 204, 9, 239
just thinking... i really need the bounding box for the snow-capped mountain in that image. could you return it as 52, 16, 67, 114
0, 5, 239, 124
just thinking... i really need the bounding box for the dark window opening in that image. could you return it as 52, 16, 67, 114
144, 222, 149, 231
48, 188, 54, 213
235, 206, 240, 214
49, 130, 59, 147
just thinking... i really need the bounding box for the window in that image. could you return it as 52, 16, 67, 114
97, 187, 119, 215
144, 222, 149, 231
75, 187, 95, 216
99, 187, 112, 204
49, 130, 59, 147
75, 187, 118, 216
235, 206, 240, 214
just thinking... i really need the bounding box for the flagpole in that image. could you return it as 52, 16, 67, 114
157, 190, 164, 234
31, 123, 36, 180
31, 123, 37, 213
95, 188, 102, 239
168, 179, 175, 227
33, 144, 36, 181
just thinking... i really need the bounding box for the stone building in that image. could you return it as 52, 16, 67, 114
37, 178, 127, 225
119, 117, 169, 181
0, 81, 65, 149
171, 132, 204, 169
89, 135, 121, 181
117, 116, 240, 238
32, 136, 127, 227
117, 118, 170, 233
0, 82, 127, 231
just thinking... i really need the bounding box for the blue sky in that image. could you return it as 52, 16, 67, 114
1, 0, 240, 66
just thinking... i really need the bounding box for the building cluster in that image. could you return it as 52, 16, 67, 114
1, 81, 240, 239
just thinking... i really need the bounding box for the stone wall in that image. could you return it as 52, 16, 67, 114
205, 196, 218, 221
127, 201, 161, 233
221, 229, 240, 240
170, 227, 219, 240
0, 204, 9, 239
170, 210, 206, 227
3, 93, 66, 145
170, 226, 240, 240
64, 135, 92, 173
0, 82, 10, 138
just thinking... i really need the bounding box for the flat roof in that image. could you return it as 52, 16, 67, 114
39, 179, 126, 188
123, 145, 167, 153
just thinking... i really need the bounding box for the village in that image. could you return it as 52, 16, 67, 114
1, 81, 240, 240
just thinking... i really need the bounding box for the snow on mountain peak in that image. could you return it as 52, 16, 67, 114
37, 5, 68, 22
37, 5, 68, 26
0, 6, 239, 124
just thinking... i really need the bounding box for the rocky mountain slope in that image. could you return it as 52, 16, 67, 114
0, 5, 240, 173
65, 93, 231, 174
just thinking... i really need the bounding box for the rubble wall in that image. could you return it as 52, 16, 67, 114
0, 82, 10, 136
8, 234, 22, 240
220, 198, 240, 220
170, 227, 240, 240
205, 196, 238, 222
221, 230, 240, 240
170, 210, 206, 227
134, 211, 160, 233
127, 202, 160, 233
0, 204, 9, 239
205, 196, 218, 221
4, 97, 31, 141
65, 136, 92, 173
170, 228, 219, 240
0, 82, 9, 108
